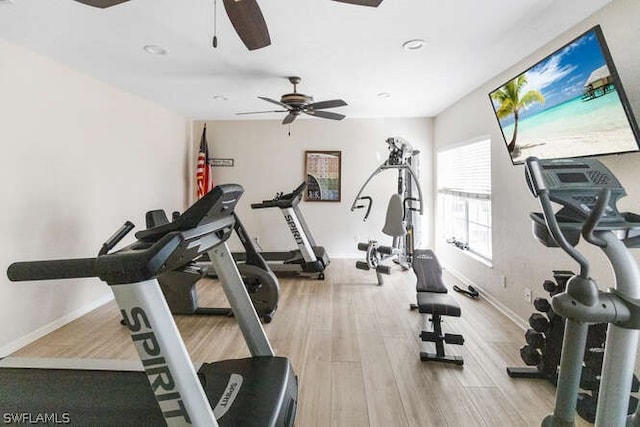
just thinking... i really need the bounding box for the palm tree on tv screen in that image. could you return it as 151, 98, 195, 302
491, 74, 545, 153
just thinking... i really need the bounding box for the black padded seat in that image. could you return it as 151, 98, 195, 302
413, 249, 447, 293
412, 248, 465, 365
417, 292, 461, 317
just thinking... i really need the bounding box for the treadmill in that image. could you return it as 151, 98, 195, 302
236, 182, 330, 279
1, 184, 297, 426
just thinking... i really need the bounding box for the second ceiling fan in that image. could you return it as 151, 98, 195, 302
237, 76, 348, 125
73, 0, 384, 50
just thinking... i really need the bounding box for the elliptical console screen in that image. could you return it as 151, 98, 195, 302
557, 172, 589, 183
527, 157, 625, 221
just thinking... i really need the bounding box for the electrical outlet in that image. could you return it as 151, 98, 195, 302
524, 287, 532, 303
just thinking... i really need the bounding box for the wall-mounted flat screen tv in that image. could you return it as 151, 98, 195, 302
489, 25, 640, 165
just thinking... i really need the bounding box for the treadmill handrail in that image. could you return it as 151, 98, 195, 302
251, 182, 306, 210
8, 184, 243, 285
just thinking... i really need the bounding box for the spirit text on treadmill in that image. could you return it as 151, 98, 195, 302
284, 214, 304, 245
3, 412, 70, 424
122, 307, 191, 423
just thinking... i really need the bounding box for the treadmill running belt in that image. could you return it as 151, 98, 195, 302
0, 356, 297, 426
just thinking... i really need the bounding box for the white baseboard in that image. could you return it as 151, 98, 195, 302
442, 264, 528, 331
0, 293, 114, 358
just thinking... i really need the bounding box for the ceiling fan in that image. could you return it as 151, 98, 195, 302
72, 0, 383, 51
237, 76, 348, 125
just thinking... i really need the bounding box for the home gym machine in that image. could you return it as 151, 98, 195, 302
1, 184, 298, 426
525, 156, 640, 426
148, 209, 279, 323
243, 181, 330, 280
351, 137, 423, 285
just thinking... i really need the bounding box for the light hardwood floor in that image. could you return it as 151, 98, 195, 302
11, 258, 592, 427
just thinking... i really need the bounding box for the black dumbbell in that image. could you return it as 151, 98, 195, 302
586, 323, 607, 349
520, 345, 542, 366
542, 280, 558, 294
525, 329, 546, 349
583, 348, 605, 371
629, 395, 639, 413
529, 313, 550, 333
534, 297, 552, 313
576, 392, 597, 424
580, 366, 600, 391
553, 271, 573, 290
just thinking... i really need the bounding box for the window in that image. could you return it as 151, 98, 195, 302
437, 138, 492, 261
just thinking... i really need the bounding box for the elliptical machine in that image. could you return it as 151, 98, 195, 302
525, 156, 640, 426
351, 137, 423, 285
148, 209, 279, 323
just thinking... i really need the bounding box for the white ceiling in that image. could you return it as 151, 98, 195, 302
0, 0, 612, 121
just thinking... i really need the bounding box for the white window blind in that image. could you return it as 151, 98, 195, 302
437, 138, 492, 261
437, 139, 491, 195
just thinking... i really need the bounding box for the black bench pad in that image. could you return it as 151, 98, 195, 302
417, 292, 461, 317
413, 249, 447, 293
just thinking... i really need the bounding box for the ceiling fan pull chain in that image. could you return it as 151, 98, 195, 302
212, 0, 218, 48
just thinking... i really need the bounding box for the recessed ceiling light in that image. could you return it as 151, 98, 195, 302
402, 39, 425, 51
377, 92, 391, 98
143, 45, 167, 55
213, 95, 228, 101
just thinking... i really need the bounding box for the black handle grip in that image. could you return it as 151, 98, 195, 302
354, 196, 373, 221
378, 245, 394, 255
99, 221, 135, 256
582, 188, 611, 248
7, 258, 98, 282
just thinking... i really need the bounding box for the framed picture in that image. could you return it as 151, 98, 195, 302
304, 150, 341, 202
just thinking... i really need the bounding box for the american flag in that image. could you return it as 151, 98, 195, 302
196, 125, 213, 199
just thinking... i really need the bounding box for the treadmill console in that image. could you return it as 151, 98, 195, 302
526, 157, 626, 223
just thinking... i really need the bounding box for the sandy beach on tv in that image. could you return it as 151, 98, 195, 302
502, 91, 638, 164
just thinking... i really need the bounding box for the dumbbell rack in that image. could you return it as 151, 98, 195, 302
507, 270, 639, 423
507, 270, 573, 381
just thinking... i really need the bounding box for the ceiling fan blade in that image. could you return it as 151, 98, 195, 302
258, 96, 292, 109
73, 0, 130, 8
282, 113, 297, 125
223, 0, 271, 51
236, 110, 288, 115
306, 99, 347, 110
332, 0, 383, 7
304, 110, 346, 121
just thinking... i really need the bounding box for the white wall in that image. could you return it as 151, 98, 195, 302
193, 118, 434, 257
434, 0, 640, 324
0, 39, 190, 354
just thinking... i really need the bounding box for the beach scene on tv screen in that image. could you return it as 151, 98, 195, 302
490, 29, 638, 164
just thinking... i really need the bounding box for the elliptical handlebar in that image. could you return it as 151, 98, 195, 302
581, 188, 611, 248
526, 157, 591, 278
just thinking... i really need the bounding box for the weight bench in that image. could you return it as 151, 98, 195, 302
411, 249, 464, 366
